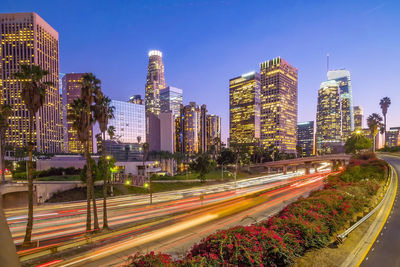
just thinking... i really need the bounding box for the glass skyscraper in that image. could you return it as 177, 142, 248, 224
0, 12, 63, 153
106, 100, 146, 144
145, 50, 166, 115
353, 106, 363, 130
316, 80, 342, 154
260, 57, 298, 154
229, 71, 261, 149
160, 86, 183, 118
327, 69, 354, 141
297, 121, 314, 157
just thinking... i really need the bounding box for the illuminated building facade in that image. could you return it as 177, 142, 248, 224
62, 73, 93, 153
327, 69, 354, 141
297, 121, 314, 157
353, 106, 363, 130
0, 12, 62, 153
206, 114, 221, 152
229, 71, 261, 148
386, 127, 400, 147
176, 102, 201, 155
260, 57, 298, 153
160, 86, 183, 119
145, 50, 166, 115
128, 94, 144, 105
106, 100, 146, 144
316, 80, 342, 154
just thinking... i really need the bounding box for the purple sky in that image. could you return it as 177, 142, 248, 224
2, 0, 400, 143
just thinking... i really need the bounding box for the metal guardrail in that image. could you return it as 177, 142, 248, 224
337, 165, 394, 243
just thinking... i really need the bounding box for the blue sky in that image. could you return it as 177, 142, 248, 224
2, 0, 400, 143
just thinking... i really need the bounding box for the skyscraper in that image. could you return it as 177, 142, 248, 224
353, 106, 363, 130
62, 73, 93, 153
260, 57, 298, 154
176, 102, 201, 155
0, 12, 62, 153
316, 80, 342, 154
229, 71, 261, 149
128, 94, 144, 105
145, 50, 166, 115
327, 69, 354, 141
297, 121, 314, 157
106, 100, 146, 143
160, 86, 183, 118
207, 114, 221, 152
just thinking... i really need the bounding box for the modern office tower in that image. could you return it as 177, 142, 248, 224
206, 114, 221, 152
176, 102, 201, 155
229, 71, 261, 149
200, 104, 208, 153
160, 86, 183, 118
327, 69, 354, 141
297, 121, 314, 157
386, 127, 400, 147
128, 94, 144, 105
353, 106, 363, 130
260, 57, 298, 154
316, 80, 342, 154
106, 100, 146, 143
62, 73, 93, 153
145, 50, 166, 115
0, 12, 62, 153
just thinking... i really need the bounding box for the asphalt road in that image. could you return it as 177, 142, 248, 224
361, 154, 400, 267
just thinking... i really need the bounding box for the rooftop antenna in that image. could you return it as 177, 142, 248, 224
327, 53, 330, 72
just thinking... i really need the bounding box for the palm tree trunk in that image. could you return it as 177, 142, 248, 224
84, 142, 91, 232
102, 132, 108, 230
0, 193, 21, 266
23, 114, 34, 246
1, 137, 5, 182
384, 115, 387, 146
373, 134, 376, 153
87, 141, 99, 231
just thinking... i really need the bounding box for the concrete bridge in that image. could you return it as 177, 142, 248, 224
249, 153, 352, 175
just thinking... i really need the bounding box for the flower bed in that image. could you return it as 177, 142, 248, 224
125, 153, 387, 267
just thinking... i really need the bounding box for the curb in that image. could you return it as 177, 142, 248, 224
341, 164, 398, 267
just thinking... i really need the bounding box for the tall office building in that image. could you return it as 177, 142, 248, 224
160, 86, 183, 118
327, 69, 354, 141
62, 73, 93, 153
386, 127, 400, 147
128, 94, 144, 105
207, 114, 221, 151
229, 72, 261, 148
176, 102, 201, 155
353, 106, 363, 130
145, 50, 166, 115
106, 100, 146, 143
297, 121, 314, 157
316, 80, 342, 154
260, 57, 298, 153
0, 12, 62, 153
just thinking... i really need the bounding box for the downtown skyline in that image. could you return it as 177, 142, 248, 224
1, 0, 399, 144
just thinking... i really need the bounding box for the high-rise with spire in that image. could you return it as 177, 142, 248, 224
145, 50, 166, 115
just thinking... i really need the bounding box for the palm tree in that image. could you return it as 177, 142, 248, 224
367, 113, 383, 152
0, 104, 12, 182
14, 64, 52, 245
93, 94, 114, 230
68, 99, 93, 231
379, 97, 391, 144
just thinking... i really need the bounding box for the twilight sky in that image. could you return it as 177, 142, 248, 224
2, 0, 400, 143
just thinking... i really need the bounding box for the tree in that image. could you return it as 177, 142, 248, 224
0, 104, 12, 181
14, 64, 53, 245
217, 148, 236, 165
345, 132, 373, 154
190, 153, 216, 182
93, 93, 114, 230
367, 113, 383, 153
379, 97, 391, 144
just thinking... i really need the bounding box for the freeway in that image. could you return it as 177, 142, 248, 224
28, 170, 333, 267
360, 154, 400, 267
6, 171, 306, 246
